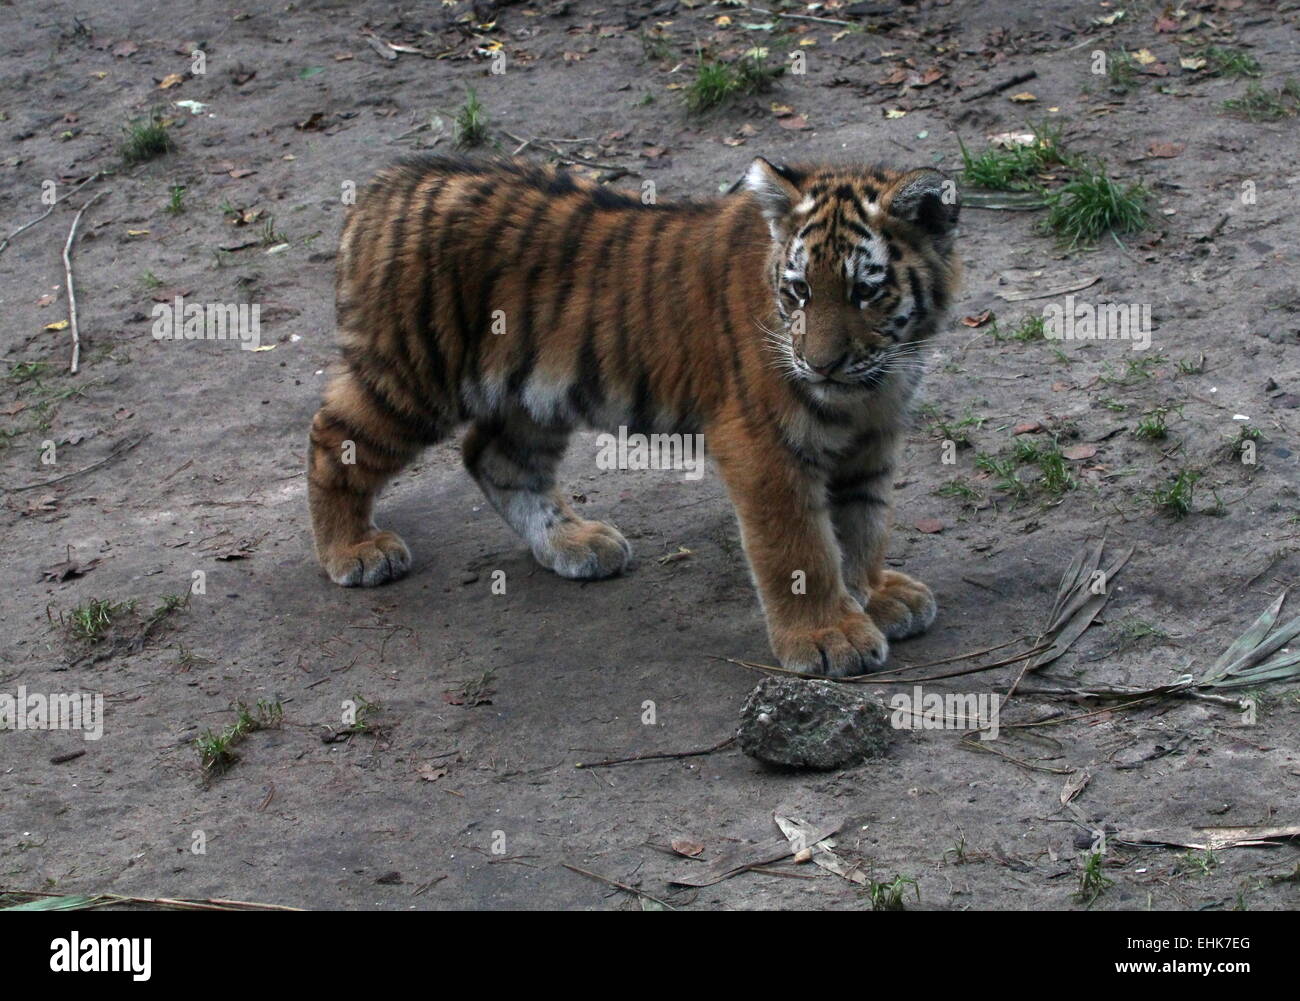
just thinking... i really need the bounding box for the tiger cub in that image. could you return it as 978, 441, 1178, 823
308, 156, 961, 676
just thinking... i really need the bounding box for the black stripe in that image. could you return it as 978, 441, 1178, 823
907, 266, 929, 327
829, 465, 892, 493
549, 202, 598, 331
828, 488, 888, 506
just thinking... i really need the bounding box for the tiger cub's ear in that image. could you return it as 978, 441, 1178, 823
740, 157, 805, 241
885, 169, 961, 250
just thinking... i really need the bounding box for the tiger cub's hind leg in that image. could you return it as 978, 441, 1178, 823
308, 367, 446, 587
463, 417, 631, 580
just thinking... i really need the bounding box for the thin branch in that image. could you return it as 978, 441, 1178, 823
574, 735, 735, 769
63, 189, 108, 374
743, 4, 854, 27
0, 172, 102, 257
6, 433, 149, 492
561, 864, 677, 910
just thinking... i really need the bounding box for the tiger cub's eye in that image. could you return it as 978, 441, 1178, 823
851, 281, 879, 306
782, 279, 811, 304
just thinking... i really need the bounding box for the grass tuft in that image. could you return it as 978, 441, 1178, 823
1043, 166, 1148, 247
958, 125, 1074, 192
684, 48, 782, 114
1204, 46, 1261, 79
1222, 79, 1300, 121
1153, 468, 1201, 518
454, 87, 489, 148
120, 111, 175, 165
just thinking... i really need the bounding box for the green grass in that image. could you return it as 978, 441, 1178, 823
65, 598, 136, 643
195, 700, 283, 777
1230, 424, 1263, 462
935, 480, 982, 503
120, 111, 175, 165
868, 874, 919, 911
1106, 50, 1137, 93
454, 87, 489, 148
1113, 616, 1167, 651
1043, 166, 1149, 247
1222, 79, 1300, 121
8, 361, 50, 385
1011, 314, 1047, 341
684, 47, 782, 114
976, 453, 1027, 501
165, 184, 186, 215
1204, 46, 1261, 79
920, 405, 986, 449
1036, 447, 1075, 495
1179, 849, 1218, 876
958, 125, 1074, 191
349, 695, 378, 732
1100, 355, 1165, 387
259, 216, 287, 246
1076, 851, 1114, 905
1133, 406, 1177, 441
1153, 469, 1201, 518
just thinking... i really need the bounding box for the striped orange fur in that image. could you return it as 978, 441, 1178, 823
308, 155, 961, 676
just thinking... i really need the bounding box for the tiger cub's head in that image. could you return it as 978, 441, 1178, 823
741, 157, 961, 390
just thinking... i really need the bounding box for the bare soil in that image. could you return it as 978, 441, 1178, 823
2, 0, 1298, 910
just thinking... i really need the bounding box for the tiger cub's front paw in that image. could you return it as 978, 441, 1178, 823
534, 518, 632, 580
859, 570, 937, 640
319, 531, 412, 588
771, 609, 889, 678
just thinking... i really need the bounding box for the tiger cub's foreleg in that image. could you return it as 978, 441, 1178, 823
308, 367, 444, 587
716, 441, 888, 677
463, 416, 631, 580
830, 458, 937, 641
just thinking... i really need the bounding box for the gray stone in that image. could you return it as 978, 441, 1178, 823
738, 677, 892, 770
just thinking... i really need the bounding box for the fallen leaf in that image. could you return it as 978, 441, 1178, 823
671, 839, 705, 858
42, 557, 102, 583
1013, 422, 1043, 435
44, 320, 70, 332
1060, 769, 1091, 805
158, 72, 185, 89
961, 310, 993, 327
418, 764, 449, 782
777, 115, 810, 130
1062, 444, 1098, 461
1146, 141, 1183, 158
914, 517, 944, 534
1008, 91, 1038, 103
1131, 48, 1158, 66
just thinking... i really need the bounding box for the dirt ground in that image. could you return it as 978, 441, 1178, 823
2, 0, 1298, 911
